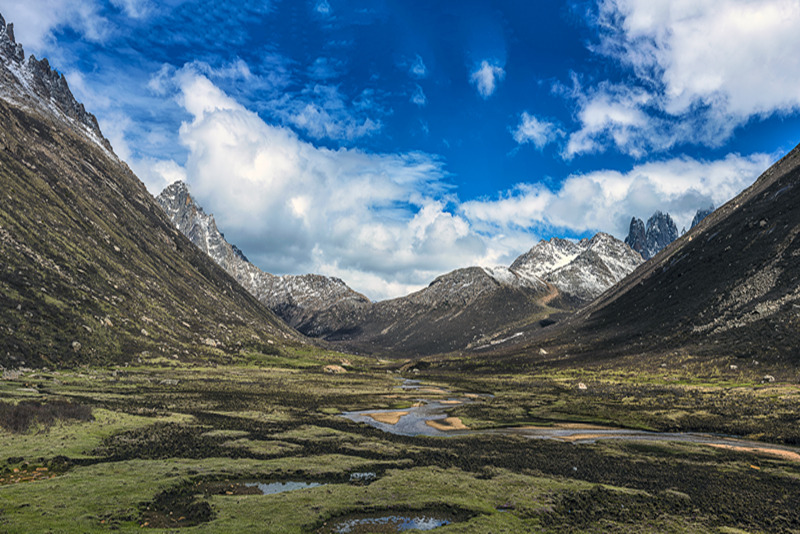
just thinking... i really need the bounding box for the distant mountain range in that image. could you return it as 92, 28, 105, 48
157, 181, 643, 355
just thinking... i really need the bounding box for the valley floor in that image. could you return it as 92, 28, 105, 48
1, 352, 799, 533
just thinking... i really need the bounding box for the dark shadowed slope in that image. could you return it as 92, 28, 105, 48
506, 143, 800, 367
0, 17, 300, 368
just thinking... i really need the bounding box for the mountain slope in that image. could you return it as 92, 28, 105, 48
0, 17, 300, 368
516, 145, 800, 367
156, 181, 371, 336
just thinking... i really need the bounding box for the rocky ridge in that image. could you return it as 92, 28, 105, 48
157, 182, 643, 355
626, 207, 717, 259
156, 181, 371, 335
0, 15, 110, 152
510, 148, 800, 366
624, 211, 679, 260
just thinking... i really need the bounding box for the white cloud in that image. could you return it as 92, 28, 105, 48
164, 68, 487, 300
0, 1, 111, 53
314, 0, 332, 15
307, 57, 343, 80
462, 152, 772, 239
132, 68, 772, 301
410, 84, 427, 107
409, 55, 427, 79
110, 0, 154, 19
512, 112, 561, 150
566, 0, 800, 157
469, 60, 505, 99
268, 84, 386, 142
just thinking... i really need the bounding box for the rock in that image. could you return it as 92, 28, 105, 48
140, 328, 149, 336
624, 217, 646, 257
339, 358, 352, 366
71, 341, 81, 352
539, 348, 548, 355
202, 338, 219, 348
577, 382, 587, 390
323, 364, 347, 374
762, 375, 775, 383
159, 379, 179, 386
411, 368, 420, 374
730, 364, 738, 370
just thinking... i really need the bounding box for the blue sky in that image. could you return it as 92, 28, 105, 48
4, 0, 800, 299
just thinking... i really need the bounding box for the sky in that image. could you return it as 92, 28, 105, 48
3, 0, 800, 300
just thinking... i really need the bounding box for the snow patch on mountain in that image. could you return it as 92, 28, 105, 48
511, 232, 643, 301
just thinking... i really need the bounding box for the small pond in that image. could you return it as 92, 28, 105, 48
320, 513, 453, 533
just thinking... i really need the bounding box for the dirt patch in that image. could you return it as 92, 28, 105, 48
416, 388, 448, 395
440, 400, 462, 405
426, 417, 468, 431
705, 443, 800, 463
366, 411, 408, 425
517, 423, 619, 431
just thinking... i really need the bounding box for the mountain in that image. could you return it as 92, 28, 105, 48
156, 182, 644, 355
690, 205, 715, 229
520, 145, 800, 367
511, 233, 643, 301
156, 181, 371, 336
625, 211, 679, 259
0, 15, 300, 368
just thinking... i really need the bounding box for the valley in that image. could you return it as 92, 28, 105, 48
2, 356, 800, 533
1, 7, 800, 534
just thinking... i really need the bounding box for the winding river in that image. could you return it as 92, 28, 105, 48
342, 379, 800, 462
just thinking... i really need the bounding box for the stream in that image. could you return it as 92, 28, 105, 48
342, 379, 800, 461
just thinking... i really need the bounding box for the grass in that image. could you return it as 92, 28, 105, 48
1, 360, 799, 533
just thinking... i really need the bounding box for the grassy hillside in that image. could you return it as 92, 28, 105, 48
0, 99, 302, 368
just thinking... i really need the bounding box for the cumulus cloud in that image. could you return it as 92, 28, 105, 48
462, 152, 772, 239
470, 60, 505, 99
134, 67, 771, 301
512, 112, 562, 150
160, 68, 487, 299
565, 0, 800, 157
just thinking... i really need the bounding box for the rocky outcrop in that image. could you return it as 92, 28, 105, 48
625, 211, 679, 260
624, 217, 646, 257
0, 13, 110, 151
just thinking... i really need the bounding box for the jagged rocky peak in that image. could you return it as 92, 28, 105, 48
624, 210, 679, 260
644, 211, 678, 259
691, 205, 715, 229
624, 217, 646, 258
0, 11, 108, 149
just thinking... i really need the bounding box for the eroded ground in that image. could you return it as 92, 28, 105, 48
1, 354, 799, 533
